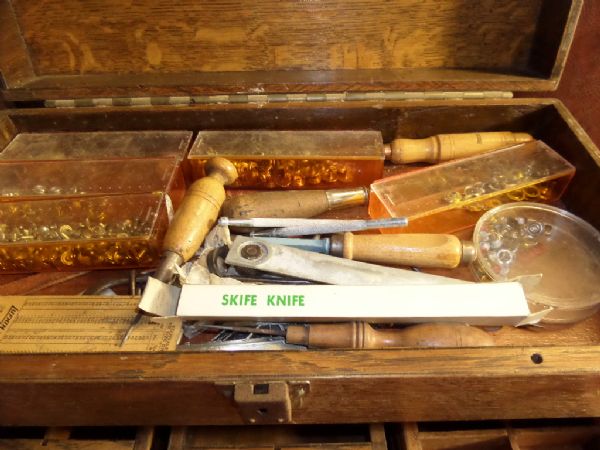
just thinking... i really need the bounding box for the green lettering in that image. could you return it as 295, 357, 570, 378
277, 295, 287, 306
299, 295, 305, 306
221, 294, 229, 306
267, 295, 275, 306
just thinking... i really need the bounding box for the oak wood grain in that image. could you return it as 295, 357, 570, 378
0, 346, 599, 425
0, 0, 582, 98
11, 1, 544, 75
0, 0, 35, 88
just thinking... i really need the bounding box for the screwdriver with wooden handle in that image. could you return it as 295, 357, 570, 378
201, 322, 494, 349
257, 232, 476, 269
154, 157, 238, 283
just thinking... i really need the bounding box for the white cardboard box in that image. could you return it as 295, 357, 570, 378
175, 282, 532, 326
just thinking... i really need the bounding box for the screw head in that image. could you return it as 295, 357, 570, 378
239, 242, 267, 260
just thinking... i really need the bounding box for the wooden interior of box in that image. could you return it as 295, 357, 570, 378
0, 98, 599, 349
0, 0, 583, 100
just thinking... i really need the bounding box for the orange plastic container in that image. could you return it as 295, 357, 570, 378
369, 141, 575, 233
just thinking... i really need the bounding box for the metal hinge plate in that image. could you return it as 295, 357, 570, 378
43, 91, 513, 108
217, 381, 310, 424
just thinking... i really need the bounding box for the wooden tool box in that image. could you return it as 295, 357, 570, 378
0, 0, 599, 426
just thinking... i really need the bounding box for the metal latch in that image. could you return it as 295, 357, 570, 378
218, 381, 310, 424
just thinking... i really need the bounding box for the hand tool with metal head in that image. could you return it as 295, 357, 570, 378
222, 187, 368, 219
190, 322, 494, 349
154, 157, 238, 283
256, 232, 476, 269
219, 217, 408, 237
225, 235, 466, 285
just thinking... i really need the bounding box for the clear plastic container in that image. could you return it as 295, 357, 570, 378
472, 203, 600, 325
187, 130, 385, 189
0, 131, 192, 161
0, 193, 169, 273
369, 141, 575, 233
0, 158, 185, 206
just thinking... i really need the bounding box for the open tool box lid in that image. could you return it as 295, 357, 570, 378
0, 0, 583, 104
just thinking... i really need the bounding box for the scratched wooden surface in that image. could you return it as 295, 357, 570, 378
11, 0, 543, 74
0, 0, 582, 97
0, 1, 599, 426
1, 346, 599, 425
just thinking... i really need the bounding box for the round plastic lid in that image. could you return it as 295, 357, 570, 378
473, 202, 600, 323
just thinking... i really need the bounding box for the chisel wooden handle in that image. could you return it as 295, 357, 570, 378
286, 322, 494, 349
222, 188, 368, 219
156, 157, 237, 282
330, 232, 476, 269
385, 131, 533, 164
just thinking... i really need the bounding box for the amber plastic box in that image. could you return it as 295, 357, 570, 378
0, 131, 193, 273
187, 130, 384, 189
368, 141, 575, 234
0, 193, 168, 273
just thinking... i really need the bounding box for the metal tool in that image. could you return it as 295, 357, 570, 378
119, 269, 143, 347
179, 337, 303, 351
154, 157, 238, 283
206, 245, 319, 284
179, 323, 303, 351
189, 322, 494, 349
222, 187, 368, 219
225, 236, 466, 285
256, 233, 476, 269
219, 217, 408, 237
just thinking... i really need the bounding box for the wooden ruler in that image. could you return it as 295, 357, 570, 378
0, 296, 180, 353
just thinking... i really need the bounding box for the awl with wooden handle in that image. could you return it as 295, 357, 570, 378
257, 232, 476, 269
222, 187, 368, 219
155, 157, 238, 283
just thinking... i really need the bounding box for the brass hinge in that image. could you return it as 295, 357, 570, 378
43, 91, 513, 108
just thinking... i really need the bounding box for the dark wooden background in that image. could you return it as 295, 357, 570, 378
523, 0, 600, 147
